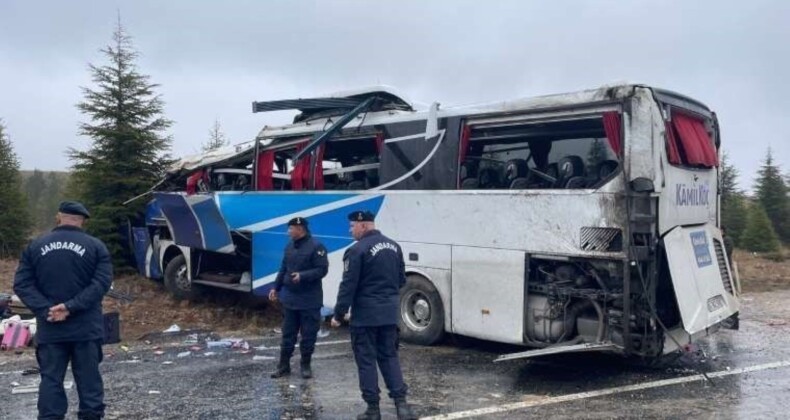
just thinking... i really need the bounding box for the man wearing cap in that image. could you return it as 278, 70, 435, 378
331, 210, 417, 420
14, 201, 112, 420
269, 216, 329, 379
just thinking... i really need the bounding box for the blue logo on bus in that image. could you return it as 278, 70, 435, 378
690, 231, 712, 268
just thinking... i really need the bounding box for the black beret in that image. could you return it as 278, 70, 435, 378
288, 217, 308, 227
347, 210, 375, 222
58, 201, 90, 218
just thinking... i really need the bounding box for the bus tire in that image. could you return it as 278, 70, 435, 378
164, 254, 202, 301
399, 275, 445, 346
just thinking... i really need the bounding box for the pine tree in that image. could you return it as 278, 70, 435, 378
68, 20, 172, 267
754, 149, 790, 244
719, 153, 747, 247
0, 120, 32, 258
722, 194, 748, 248
38, 172, 68, 231
202, 118, 229, 152
719, 152, 739, 203
740, 203, 781, 253
24, 169, 47, 230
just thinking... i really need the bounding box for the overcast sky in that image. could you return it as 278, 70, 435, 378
1, 0, 788, 190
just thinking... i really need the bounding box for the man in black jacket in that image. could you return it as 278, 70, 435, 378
331, 210, 416, 420
269, 216, 329, 379
14, 201, 112, 420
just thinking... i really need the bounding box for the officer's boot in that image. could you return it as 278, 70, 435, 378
356, 402, 381, 420
270, 354, 291, 378
300, 355, 313, 379
394, 398, 417, 420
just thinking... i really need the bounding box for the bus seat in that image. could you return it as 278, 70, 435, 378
586, 160, 619, 188
478, 167, 501, 189
510, 177, 530, 189
557, 155, 585, 187
460, 161, 479, 180
565, 176, 587, 189
461, 177, 479, 189
504, 159, 528, 184
597, 159, 619, 179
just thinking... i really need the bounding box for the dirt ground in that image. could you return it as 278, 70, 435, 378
733, 249, 790, 293
0, 259, 282, 342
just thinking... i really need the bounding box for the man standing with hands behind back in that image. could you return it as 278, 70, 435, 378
14, 201, 113, 420
331, 210, 417, 420
269, 216, 329, 379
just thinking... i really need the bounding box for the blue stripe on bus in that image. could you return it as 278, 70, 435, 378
250, 195, 385, 294
217, 193, 358, 229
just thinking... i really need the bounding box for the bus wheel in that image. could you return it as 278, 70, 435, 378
399, 275, 445, 345
164, 255, 202, 301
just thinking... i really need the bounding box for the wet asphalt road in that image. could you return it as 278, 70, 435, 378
2, 290, 790, 419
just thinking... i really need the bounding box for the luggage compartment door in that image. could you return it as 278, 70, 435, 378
663, 225, 739, 335
451, 246, 525, 344
154, 193, 235, 254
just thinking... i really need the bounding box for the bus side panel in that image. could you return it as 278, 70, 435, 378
451, 246, 525, 344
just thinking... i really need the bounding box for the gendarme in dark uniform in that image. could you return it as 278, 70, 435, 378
332, 211, 416, 420
14, 201, 112, 420
269, 217, 329, 379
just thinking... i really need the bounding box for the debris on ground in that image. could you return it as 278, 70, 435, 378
207, 340, 233, 349
11, 381, 73, 395
163, 325, 181, 333
177, 351, 191, 358
21, 368, 39, 376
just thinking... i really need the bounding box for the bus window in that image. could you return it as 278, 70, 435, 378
664, 112, 718, 168
460, 116, 620, 190
317, 136, 381, 190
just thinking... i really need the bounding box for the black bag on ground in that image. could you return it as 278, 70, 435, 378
103, 312, 121, 345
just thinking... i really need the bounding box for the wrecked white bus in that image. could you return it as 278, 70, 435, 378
128, 84, 739, 361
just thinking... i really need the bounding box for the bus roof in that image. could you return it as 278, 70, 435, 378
255, 83, 712, 141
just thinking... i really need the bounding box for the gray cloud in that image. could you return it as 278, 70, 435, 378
1, 0, 788, 190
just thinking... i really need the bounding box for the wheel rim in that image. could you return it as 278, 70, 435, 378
175, 265, 191, 291
401, 290, 432, 331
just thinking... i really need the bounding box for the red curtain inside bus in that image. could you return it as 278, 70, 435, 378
186, 170, 206, 195
666, 113, 718, 167
459, 124, 472, 163
672, 113, 718, 167
256, 150, 275, 190
291, 143, 326, 190
665, 122, 682, 165
313, 144, 325, 190
291, 143, 309, 190
602, 112, 622, 156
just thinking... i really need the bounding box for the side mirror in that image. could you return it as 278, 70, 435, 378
630, 177, 654, 193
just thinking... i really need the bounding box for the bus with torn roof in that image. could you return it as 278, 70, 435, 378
127, 84, 739, 361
